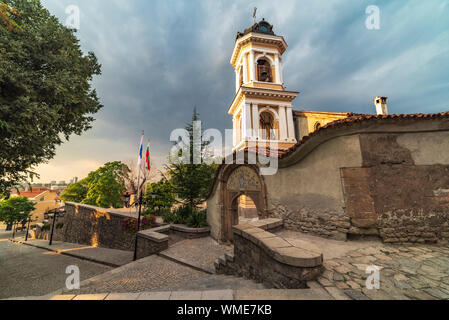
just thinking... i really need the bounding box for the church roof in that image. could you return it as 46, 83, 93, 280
236, 19, 275, 40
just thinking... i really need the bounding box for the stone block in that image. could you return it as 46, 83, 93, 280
201, 290, 233, 300
170, 291, 202, 300
272, 246, 323, 267
138, 292, 171, 300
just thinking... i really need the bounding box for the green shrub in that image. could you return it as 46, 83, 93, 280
186, 209, 208, 228
56, 222, 64, 229
41, 224, 51, 231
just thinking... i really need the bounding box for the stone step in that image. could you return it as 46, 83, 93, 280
225, 252, 235, 263
218, 255, 226, 265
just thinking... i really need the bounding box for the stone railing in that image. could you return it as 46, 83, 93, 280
216, 218, 324, 289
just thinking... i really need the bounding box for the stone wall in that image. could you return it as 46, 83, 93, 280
207, 119, 449, 244
136, 228, 169, 259
62, 203, 137, 251
216, 219, 323, 289
266, 135, 361, 241
341, 132, 449, 243
34, 216, 65, 241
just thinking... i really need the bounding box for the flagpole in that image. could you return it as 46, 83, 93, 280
134, 131, 144, 261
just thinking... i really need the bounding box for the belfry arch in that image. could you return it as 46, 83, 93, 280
219, 165, 268, 242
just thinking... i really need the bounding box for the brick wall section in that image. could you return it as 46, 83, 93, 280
62, 203, 136, 251
341, 134, 449, 243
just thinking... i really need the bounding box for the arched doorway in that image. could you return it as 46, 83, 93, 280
220, 165, 267, 242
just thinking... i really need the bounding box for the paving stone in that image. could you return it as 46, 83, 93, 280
105, 292, 141, 300
201, 290, 233, 300
73, 294, 109, 300
393, 274, 409, 282
317, 277, 333, 287
423, 288, 449, 300
361, 288, 392, 300
403, 290, 436, 300
335, 282, 349, 289
48, 295, 75, 300
333, 272, 344, 281
138, 292, 171, 300
392, 279, 413, 290
170, 291, 203, 300
347, 281, 361, 290
374, 254, 393, 261
324, 287, 351, 300
344, 290, 370, 300
334, 265, 351, 274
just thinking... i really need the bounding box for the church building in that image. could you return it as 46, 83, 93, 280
207, 19, 449, 246
228, 19, 378, 153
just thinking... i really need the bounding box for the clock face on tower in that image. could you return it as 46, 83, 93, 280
260, 25, 268, 32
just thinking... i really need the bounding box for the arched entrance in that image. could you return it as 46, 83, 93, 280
220, 165, 267, 242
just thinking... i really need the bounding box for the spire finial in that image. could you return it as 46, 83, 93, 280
253, 7, 257, 23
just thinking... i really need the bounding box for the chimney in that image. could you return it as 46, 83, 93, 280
374, 96, 388, 115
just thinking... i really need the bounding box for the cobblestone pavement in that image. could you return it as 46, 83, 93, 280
160, 237, 233, 273
66, 254, 263, 295
0, 230, 111, 299
316, 243, 449, 300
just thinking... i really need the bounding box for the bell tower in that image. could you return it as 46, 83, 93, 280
229, 19, 298, 151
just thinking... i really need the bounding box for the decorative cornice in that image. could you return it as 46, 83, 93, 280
231, 33, 287, 67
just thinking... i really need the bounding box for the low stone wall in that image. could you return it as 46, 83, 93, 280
62, 203, 137, 251
216, 219, 324, 289
272, 197, 350, 241
61, 203, 211, 253
34, 216, 65, 241
136, 228, 169, 259
170, 224, 210, 239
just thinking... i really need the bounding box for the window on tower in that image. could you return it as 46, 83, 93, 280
257, 59, 272, 82
259, 111, 277, 140
239, 67, 244, 87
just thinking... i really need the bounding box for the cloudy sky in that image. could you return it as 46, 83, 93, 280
35, 0, 449, 183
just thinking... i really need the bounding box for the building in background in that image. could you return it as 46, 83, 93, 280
10, 188, 62, 224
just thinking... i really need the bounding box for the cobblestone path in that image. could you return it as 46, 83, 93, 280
316, 244, 449, 300
0, 230, 111, 299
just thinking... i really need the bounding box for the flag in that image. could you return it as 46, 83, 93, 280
145, 140, 151, 172
137, 131, 144, 170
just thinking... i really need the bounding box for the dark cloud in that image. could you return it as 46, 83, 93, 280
36, 0, 449, 181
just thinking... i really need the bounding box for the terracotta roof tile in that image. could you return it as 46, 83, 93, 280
280, 112, 449, 159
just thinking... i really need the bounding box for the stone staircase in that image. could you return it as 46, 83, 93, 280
214, 219, 324, 289
215, 252, 239, 276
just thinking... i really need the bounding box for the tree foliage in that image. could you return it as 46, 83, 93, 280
0, 196, 35, 225
144, 179, 176, 212
60, 162, 128, 209
166, 108, 217, 212
0, 0, 102, 193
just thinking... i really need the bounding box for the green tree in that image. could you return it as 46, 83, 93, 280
166, 108, 217, 213
61, 162, 128, 209
0, 196, 35, 229
0, 0, 102, 193
0, 1, 21, 31
144, 179, 176, 213
60, 180, 88, 203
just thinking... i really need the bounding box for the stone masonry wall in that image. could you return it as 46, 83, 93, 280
216, 219, 323, 289
271, 195, 351, 241
62, 203, 136, 251
341, 133, 449, 243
